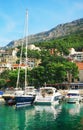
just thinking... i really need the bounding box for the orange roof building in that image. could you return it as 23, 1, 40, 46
12, 64, 26, 69
75, 62, 83, 82
76, 62, 83, 70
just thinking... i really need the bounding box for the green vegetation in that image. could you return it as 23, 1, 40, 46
35, 31, 83, 52
0, 31, 82, 89
0, 53, 79, 88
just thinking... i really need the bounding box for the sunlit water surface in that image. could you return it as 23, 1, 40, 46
0, 103, 83, 130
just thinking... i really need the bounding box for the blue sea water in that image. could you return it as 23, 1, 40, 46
0, 103, 83, 130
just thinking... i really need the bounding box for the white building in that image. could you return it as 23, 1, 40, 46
28, 44, 41, 51
69, 48, 83, 62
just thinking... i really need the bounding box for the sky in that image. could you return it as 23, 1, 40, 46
0, 0, 83, 47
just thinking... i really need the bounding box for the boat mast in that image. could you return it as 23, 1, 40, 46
25, 9, 28, 90
16, 39, 24, 89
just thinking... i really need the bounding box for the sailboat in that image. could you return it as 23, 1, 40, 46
14, 10, 35, 108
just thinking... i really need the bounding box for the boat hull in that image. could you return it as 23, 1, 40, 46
66, 97, 81, 103
35, 93, 62, 106
2, 95, 16, 105
15, 95, 35, 108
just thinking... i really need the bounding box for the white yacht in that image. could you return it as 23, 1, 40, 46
65, 89, 82, 103
34, 87, 62, 105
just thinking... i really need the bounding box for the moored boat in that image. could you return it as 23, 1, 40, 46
0, 91, 5, 104
2, 88, 16, 105
14, 10, 35, 108
34, 87, 62, 105
65, 89, 82, 103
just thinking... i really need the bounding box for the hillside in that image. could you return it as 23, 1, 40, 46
6, 18, 83, 48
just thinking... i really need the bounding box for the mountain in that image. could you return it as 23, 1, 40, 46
6, 18, 83, 48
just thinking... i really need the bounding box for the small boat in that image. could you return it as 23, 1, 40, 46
0, 91, 5, 104
34, 87, 62, 105
0, 91, 4, 97
14, 10, 35, 108
65, 89, 82, 103
2, 88, 16, 105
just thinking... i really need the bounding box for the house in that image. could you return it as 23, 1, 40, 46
28, 44, 41, 51
75, 62, 83, 82
69, 48, 83, 62
12, 58, 41, 70
0, 48, 18, 73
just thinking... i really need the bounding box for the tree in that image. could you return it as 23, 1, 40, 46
0, 70, 10, 88
29, 66, 45, 88
45, 63, 66, 83
0, 79, 6, 89
64, 62, 79, 83
7, 70, 18, 88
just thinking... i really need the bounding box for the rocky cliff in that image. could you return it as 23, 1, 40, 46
6, 18, 83, 48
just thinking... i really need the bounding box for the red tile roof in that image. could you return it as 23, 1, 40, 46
12, 64, 26, 68
75, 62, 83, 70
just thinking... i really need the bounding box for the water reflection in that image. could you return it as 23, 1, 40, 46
16, 106, 35, 130
34, 104, 62, 119
16, 104, 62, 130
64, 103, 81, 115
0, 103, 83, 130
